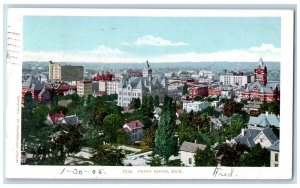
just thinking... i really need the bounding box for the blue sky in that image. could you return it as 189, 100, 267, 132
23, 16, 281, 63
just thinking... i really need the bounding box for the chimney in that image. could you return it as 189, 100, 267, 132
241, 128, 245, 136
125, 119, 129, 123
265, 111, 269, 116
194, 140, 197, 144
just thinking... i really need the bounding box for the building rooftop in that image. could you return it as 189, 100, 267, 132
179, 141, 206, 153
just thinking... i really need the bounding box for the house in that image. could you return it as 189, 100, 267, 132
45, 112, 79, 126
232, 126, 278, 148
123, 120, 144, 143
267, 140, 280, 167
179, 141, 206, 167
183, 101, 210, 113
248, 112, 280, 128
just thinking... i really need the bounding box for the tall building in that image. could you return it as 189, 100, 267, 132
242, 58, 280, 102
220, 72, 251, 87
77, 80, 92, 97
117, 61, 168, 108
99, 80, 119, 95
48, 61, 84, 81
254, 57, 268, 86
48, 61, 61, 80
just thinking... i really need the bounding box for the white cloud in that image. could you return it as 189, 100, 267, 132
23, 43, 280, 63
87, 45, 125, 55
249, 43, 280, 53
132, 35, 188, 46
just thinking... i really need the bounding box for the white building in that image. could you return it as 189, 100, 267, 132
220, 73, 250, 87
117, 61, 168, 107
268, 140, 279, 167
77, 80, 92, 97
183, 101, 211, 113
99, 80, 119, 95
179, 141, 206, 167
48, 61, 61, 80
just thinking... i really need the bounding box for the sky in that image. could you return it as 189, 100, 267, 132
23, 16, 281, 63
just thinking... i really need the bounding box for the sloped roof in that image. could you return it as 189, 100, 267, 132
234, 126, 278, 148
124, 120, 144, 130
267, 140, 280, 151
49, 113, 65, 124
180, 141, 206, 153
64, 115, 79, 126
248, 113, 280, 127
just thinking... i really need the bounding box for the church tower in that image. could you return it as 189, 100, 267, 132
254, 57, 267, 86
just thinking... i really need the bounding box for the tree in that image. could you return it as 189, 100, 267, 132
194, 96, 204, 101
129, 98, 141, 109
260, 101, 280, 115
240, 144, 270, 167
147, 154, 164, 166
154, 95, 160, 107
148, 96, 154, 112
195, 146, 217, 166
155, 97, 178, 160
177, 124, 197, 145
224, 114, 246, 139
182, 84, 188, 95
223, 100, 242, 117
202, 106, 221, 117
216, 143, 249, 166
91, 145, 125, 166
171, 72, 176, 78
192, 112, 210, 133
142, 124, 157, 149
116, 129, 128, 145
102, 114, 124, 143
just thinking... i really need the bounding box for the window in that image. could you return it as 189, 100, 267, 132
275, 153, 279, 162
274, 164, 278, 167
188, 158, 192, 164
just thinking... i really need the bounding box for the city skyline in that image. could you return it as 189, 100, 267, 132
24, 16, 281, 63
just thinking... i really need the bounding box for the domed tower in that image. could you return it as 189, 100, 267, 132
254, 57, 267, 86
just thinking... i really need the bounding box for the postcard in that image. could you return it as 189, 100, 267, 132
5, 8, 294, 179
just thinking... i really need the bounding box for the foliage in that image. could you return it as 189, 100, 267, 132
240, 144, 270, 167
223, 100, 243, 117
154, 95, 160, 107
182, 84, 188, 95
195, 146, 217, 166
129, 97, 141, 109
166, 159, 182, 166
260, 101, 280, 115
91, 145, 125, 166
155, 97, 178, 160
102, 114, 124, 143
216, 143, 249, 166
192, 112, 210, 133
147, 154, 164, 166
177, 124, 197, 145
116, 129, 129, 145
202, 106, 221, 117
224, 114, 246, 139
250, 110, 260, 117
142, 124, 157, 149
194, 96, 204, 101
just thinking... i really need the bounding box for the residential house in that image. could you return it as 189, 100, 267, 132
232, 126, 278, 148
179, 141, 206, 167
248, 112, 280, 128
183, 101, 210, 113
123, 120, 144, 144
267, 140, 280, 167
45, 112, 79, 126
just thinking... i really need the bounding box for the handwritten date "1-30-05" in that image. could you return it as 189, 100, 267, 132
60, 168, 106, 176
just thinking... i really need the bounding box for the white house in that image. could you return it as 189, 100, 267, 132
267, 140, 279, 167
123, 120, 144, 144
232, 126, 278, 148
179, 141, 206, 167
183, 101, 210, 113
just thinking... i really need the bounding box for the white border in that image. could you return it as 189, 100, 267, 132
5, 8, 294, 180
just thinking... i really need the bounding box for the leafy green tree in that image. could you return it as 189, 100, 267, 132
142, 124, 157, 149
102, 114, 124, 143
195, 146, 217, 166
194, 96, 204, 101
223, 100, 243, 117
155, 97, 178, 160
260, 101, 280, 115
154, 95, 160, 107
182, 84, 188, 95
147, 154, 164, 166
240, 144, 270, 167
129, 98, 141, 109
224, 114, 246, 139
116, 129, 128, 145
202, 106, 221, 117
192, 112, 210, 133
148, 96, 154, 112
171, 72, 176, 77
166, 159, 182, 166
216, 143, 249, 166
177, 124, 197, 145
91, 145, 125, 166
